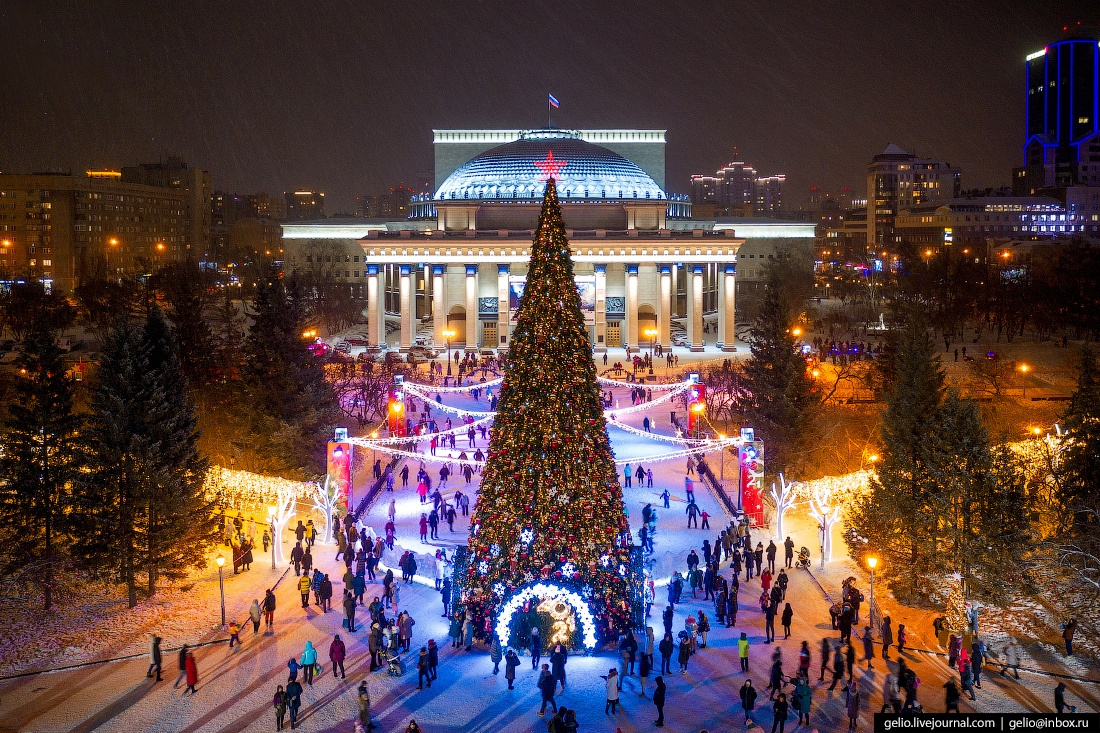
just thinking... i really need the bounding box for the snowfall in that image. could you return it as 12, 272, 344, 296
0, 360, 1097, 733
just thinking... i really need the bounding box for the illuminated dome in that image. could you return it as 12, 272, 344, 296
434, 129, 666, 202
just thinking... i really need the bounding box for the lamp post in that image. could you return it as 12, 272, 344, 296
443, 328, 456, 377
216, 555, 227, 627
644, 327, 658, 375
867, 556, 879, 630
268, 506, 277, 569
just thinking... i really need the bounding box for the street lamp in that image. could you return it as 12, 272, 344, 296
215, 555, 227, 627
867, 556, 879, 629
644, 328, 658, 374
443, 328, 456, 376
267, 506, 277, 569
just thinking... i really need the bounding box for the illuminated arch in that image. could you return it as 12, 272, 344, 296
494, 582, 599, 650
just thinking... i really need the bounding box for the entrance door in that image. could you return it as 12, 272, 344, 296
606, 321, 622, 347
482, 322, 497, 349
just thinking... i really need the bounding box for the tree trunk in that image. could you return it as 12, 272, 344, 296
147, 501, 157, 598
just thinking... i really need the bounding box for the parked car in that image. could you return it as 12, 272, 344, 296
407, 345, 438, 360
671, 333, 688, 347
335, 341, 351, 353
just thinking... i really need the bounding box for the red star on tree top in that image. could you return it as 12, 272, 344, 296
534, 150, 567, 181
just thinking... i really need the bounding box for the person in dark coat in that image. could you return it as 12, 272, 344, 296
285, 677, 303, 728
739, 679, 758, 725
504, 648, 520, 689
881, 616, 894, 660
653, 675, 666, 727
662, 604, 674, 636
550, 644, 568, 692
781, 603, 794, 639
819, 637, 831, 682
147, 634, 163, 681
659, 633, 674, 675
530, 626, 542, 669
772, 692, 790, 733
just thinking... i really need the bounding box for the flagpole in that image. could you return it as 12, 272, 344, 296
547, 95, 551, 128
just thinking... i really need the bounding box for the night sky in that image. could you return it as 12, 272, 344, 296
0, 1, 1094, 212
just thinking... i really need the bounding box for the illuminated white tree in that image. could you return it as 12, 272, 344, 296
311, 475, 343, 546
770, 473, 797, 541
270, 484, 301, 565
805, 471, 872, 563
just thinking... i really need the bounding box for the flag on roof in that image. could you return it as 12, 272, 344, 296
548, 93, 560, 109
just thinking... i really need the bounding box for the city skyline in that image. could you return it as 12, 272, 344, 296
0, 1, 1094, 212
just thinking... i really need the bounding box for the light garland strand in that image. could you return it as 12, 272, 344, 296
350, 416, 496, 447
402, 377, 504, 394
596, 375, 689, 390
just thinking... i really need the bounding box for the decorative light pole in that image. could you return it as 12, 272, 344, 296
268, 506, 277, 569
867, 556, 879, 629
443, 328, 456, 377
216, 555, 227, 627
644, 328, 658, 375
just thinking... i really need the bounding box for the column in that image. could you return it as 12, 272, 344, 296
659, 264, 672, 350
594, 264, 607, 352
399, 265, 413, 351
689, 265, 704, 352
432, 265, 446, 348
366, 264, 382, 347
465, 265, 478, 349
719, 264, 737, 352
497, 264, 510, 349
625, 264, 639, 351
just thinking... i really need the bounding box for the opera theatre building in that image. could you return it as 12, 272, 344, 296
282, 128, 814, 353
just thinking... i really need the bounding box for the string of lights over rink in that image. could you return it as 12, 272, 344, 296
401, 377, 692, 420
347, 378, 743, 465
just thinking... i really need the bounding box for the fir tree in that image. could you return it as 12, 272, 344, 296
241, 277, 339, 476
464, 179, 632, 641
0, 321, 83, 609
731, 267, 819, 477
845, 310, 944, 601
78, 320, 157, 607
1059, 346, 1100, 524
140, 306, 217, 594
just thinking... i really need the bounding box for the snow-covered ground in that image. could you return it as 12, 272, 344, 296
1, 375, 1098, 732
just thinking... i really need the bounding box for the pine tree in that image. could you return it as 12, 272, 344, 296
140, 306, 217, 595
0, 321, 83, 609
731, 267, 819, 477
845, 309, 944, 601
464, 179, 632, 641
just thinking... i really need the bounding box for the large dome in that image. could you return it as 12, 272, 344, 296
434, 129, 666, 202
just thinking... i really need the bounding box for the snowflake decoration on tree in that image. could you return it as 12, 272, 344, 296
560, 561, 576, 576
520, 528, 535, 546
478, 560, 490, 574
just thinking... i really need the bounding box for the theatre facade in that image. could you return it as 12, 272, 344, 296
283, 128, 814, 353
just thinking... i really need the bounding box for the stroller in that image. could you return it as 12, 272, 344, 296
382, 648, 403, 677
796, 547, 812, 569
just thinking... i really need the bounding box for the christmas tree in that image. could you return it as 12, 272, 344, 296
463, 178, 633, 643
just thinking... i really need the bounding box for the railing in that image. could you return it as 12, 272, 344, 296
696, 455, 739, 518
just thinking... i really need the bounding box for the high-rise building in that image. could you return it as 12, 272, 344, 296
285, 190, 326, 221
0, 172, 191, 292
867, 144, 960, 246
691, 158, 785, 217
1015, 26, 1100, 193
356, 185, 423, 219
121, 157, 211, 259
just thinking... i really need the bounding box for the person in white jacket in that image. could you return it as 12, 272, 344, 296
1002, 638, 1021, 680
602, 668, 620, 714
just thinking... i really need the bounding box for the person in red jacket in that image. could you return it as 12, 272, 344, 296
184, 650, 198, 695
329, 634, 347, 679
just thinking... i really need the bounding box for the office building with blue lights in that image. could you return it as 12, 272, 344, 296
1016, 29, 1100, 192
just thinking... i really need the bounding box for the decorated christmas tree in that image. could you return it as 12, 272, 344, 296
463, 178, 633, 645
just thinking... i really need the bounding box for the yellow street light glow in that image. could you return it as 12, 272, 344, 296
812, 369, 820, 378
1019, 364, 1029, 373
867, 556, 879, 570
216, 555, 225, 567
443, 328, 456, 339
268, 505, 276, 518
792, 327, 802, 337
869, 454, 880, 463
690, 402, 705, 414
109, 237, 119, 246
1032, 427, 1042, 436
